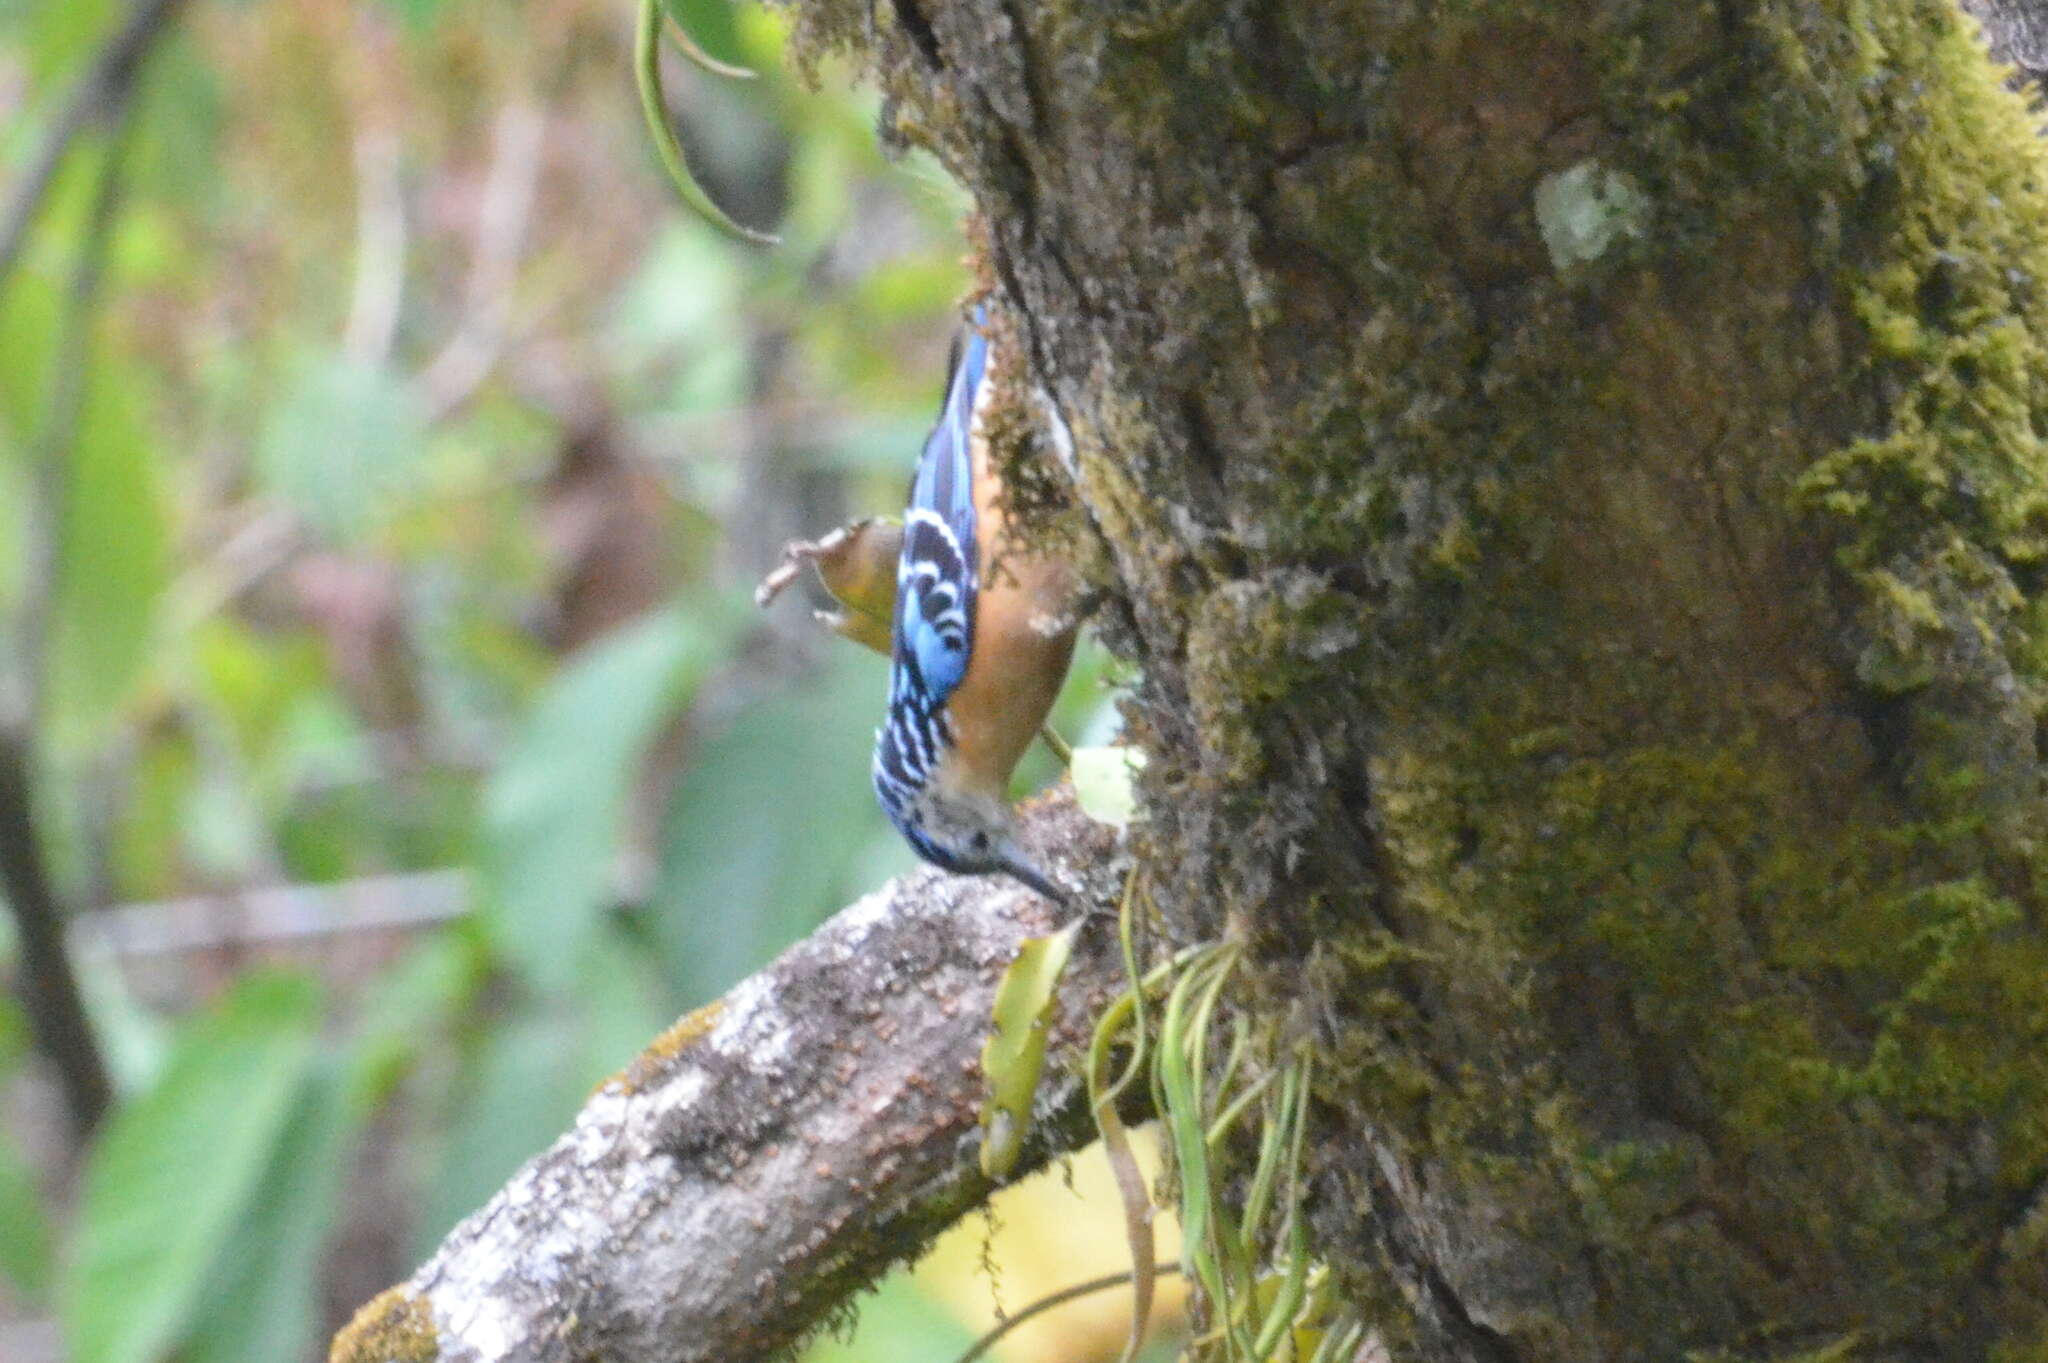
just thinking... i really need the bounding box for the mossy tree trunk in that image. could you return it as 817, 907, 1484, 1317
786, 1, 2048, 1357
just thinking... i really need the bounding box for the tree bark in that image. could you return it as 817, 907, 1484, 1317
1964, 0, 2048, 80
777, 0, 2048, 1358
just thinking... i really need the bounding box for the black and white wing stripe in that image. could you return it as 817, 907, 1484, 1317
891, 310, 986, 709
873, 307, 989, 836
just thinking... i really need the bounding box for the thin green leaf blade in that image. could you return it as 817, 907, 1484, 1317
978, 921, 1081, 1180
47, 365, 170, 746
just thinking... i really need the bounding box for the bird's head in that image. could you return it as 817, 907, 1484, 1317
877, 768, 1067, 904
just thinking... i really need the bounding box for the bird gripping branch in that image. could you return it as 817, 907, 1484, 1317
759, 305, 1079, 899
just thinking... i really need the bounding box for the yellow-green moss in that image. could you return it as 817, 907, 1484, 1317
1275, 1, 2048, 1352
329, 1287, 437, 1363
612, 999, 726, 1095
1786, 4, 2048, 668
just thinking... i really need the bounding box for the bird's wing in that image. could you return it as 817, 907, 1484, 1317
890, 313, 988, 709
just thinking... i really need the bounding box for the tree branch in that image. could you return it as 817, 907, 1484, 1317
0, 731, 111, 1139
0, 74, 144, 1143
332, 794, 1130, 1363
0, 0, 191, 298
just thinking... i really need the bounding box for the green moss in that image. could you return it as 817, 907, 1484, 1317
1356, 693, 2048, 1343
329, 1287, 438, 1363
611, 999, 727, 1096
1784, 3, 2048, 690
1267, 4, 2048, 1351
1183, 573, 1367, 785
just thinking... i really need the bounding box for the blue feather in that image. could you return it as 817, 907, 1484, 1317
889, 312, 987, 710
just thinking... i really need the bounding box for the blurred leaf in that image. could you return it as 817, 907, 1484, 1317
0, 992, 52, 1303
411, 1003, 583, 1254
413, 917, 670, 1254
271, 689, 374, 793
182, 757, 267, 881
375, 0, 447, 35
47, 362, 170, 747
65, 971, 323, 1363
480, 602, 731, 995
0, 1130, 53, 1304
109, 732, 195, 898
857, 255, 967, 318
816, 414, 941, 474
0, 987, 25, 1065
651, 645, 885, 1003
280, 765, 474, 879
1013, 635, 1125, 797
0, 273, 60, 441
403, 562, 555, 746
579, 916, 676, 1076
181, 1058, 357, 1363
1060, 636, 1129, 747
609, 224, 742, 370
192, 621, 332, 768
77, 949, 169, 1092
1071, 747, 1146, 830
801, 1272, 978, 1363
666, 335, 751, 418
127, 33, 223, 222
847, 821, 922, 903
257, 353, 424, 544
780, 110, 857, 251
0, 456, 25, 611
347, 926, 486, 1107
24, 0, 115, 86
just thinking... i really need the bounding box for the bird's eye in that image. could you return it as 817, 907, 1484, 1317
971, 831, 990, 850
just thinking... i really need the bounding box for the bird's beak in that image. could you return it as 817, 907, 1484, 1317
997, 847, 1069, 906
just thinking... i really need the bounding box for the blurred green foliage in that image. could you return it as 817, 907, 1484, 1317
67, 972, 323, 1363
0, 992, 54, 1303
0, 1, 1136, 1360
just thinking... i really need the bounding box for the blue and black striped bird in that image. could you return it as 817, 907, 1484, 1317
869, 309, 1077, 901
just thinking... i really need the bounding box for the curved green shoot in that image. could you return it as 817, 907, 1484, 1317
634, 0, 778, 245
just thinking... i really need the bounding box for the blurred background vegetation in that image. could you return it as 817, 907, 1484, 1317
0, 1, 1175, 1359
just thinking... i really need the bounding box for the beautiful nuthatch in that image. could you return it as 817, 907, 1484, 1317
757, 306, 1078, 900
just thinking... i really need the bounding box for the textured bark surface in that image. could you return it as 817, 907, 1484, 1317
1965, 0, 2048, 78
780, 1, 2048, 1359
330, 796, 1125, 1363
